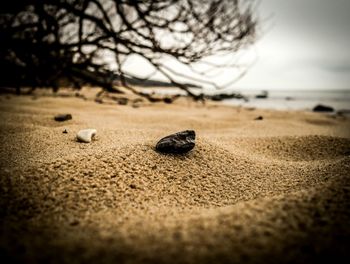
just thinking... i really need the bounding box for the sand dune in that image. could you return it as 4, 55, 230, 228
0, 92, 350, 263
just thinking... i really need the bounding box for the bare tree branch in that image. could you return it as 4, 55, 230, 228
0, 0, 257, 101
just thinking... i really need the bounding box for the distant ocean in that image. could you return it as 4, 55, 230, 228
149, 87, 350, 111
222, 89, 350, 111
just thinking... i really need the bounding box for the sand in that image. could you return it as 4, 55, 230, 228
0, 90, 350, 263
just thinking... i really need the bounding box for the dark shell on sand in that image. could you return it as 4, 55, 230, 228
156, 130, 196, 154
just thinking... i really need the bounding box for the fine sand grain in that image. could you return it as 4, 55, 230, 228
0, 90, 350, 263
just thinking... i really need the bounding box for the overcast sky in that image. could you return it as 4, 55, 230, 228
236, 0, 350, 90
123, 0, 350, 91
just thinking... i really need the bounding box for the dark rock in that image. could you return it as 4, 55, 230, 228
255, 90, 268, 99
54, 114, 72, 122
63, 129, 68, 134
130, 184, 137, 189
313, 104, 334, 112
207, 93, 247, 101
156, 130, 195, 154
163, 97, 173, 104
254, 116, 263, 120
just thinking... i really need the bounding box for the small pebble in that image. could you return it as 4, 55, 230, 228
77, 129, 97, 143
54, 114, 72, 122
63, 129, 68, 134
254, 116, 263, 120
156, 130, 195, 154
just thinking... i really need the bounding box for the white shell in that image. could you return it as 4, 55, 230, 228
76, 129, 97, 143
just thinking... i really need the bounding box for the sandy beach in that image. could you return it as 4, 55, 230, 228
1, 90, 350, 263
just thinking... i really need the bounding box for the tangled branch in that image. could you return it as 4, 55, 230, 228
0, 0, 257, 101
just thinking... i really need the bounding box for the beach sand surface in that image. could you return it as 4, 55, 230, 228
0, 90, 350, 263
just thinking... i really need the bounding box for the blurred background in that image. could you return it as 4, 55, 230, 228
226, 0, 350, 110
1, 0, 350, 110
123, 0, 350, 110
